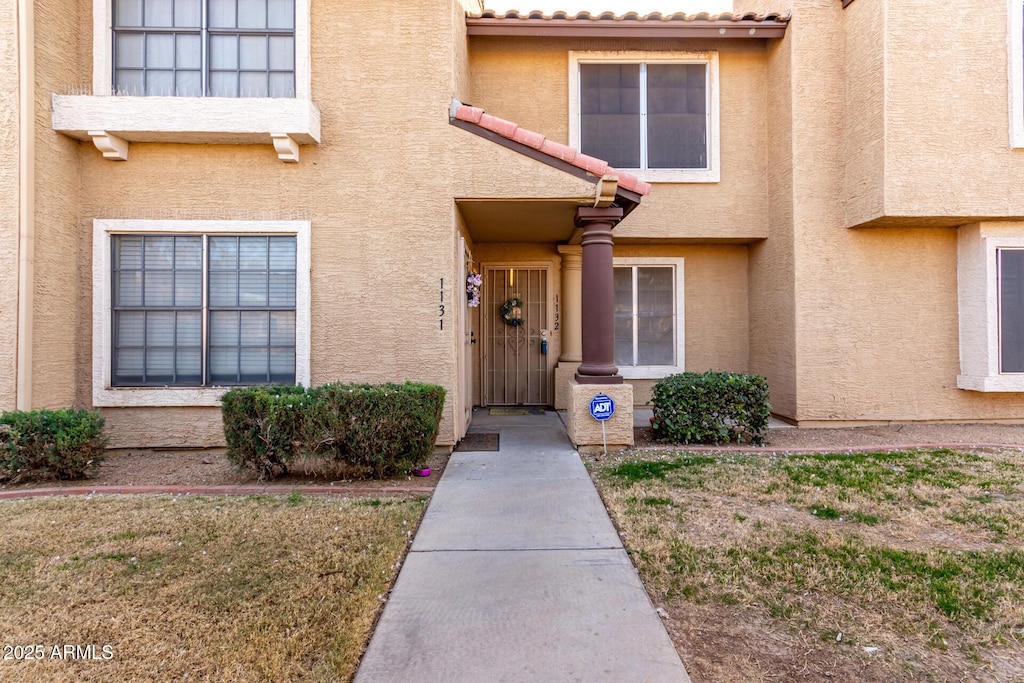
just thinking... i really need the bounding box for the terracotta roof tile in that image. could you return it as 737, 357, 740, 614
452, 101, 651, 196
474, 9, 790, 22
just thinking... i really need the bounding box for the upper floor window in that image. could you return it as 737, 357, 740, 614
570, 52, 720, 183
113, 0, 295, 97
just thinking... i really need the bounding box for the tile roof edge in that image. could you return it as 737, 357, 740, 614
450, 99, 650, 196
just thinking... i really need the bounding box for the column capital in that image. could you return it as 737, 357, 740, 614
574, 206, 623, 228
557, 244, 582, 256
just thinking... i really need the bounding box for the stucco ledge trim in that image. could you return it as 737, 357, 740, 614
52, 95, 321, 155
957, 374, 1024, 392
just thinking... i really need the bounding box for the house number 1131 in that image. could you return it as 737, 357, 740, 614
439, 278, 445, 331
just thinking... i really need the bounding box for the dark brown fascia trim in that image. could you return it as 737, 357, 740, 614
842, 0, 857, 7
449, 116, 642, 215
465, 19, 788, 39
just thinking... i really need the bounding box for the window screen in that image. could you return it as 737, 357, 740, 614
1000, 248, 1024, 372
614, 265, 675, 367
114, 0, 295, 97
579, 62, 707, 170
112, 233, 296, 387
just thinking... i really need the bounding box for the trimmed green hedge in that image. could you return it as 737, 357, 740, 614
221, 382, 446, 479
651, 371, 770, 445
0, 408, 107, 480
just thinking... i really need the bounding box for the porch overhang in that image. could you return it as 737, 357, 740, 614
466, 10, 790, 39
449, 99, 647, 244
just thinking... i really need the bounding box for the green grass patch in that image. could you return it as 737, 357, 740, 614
591, 446, 1024, 680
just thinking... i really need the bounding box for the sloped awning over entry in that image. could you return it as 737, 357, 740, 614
449, 99, 648, 243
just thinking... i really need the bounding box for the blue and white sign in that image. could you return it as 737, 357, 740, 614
589, 394, 615, 421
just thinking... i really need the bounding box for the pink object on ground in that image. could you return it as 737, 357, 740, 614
412, 467, 431, 477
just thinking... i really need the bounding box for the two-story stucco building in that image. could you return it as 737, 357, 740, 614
4, 0, 1024, 449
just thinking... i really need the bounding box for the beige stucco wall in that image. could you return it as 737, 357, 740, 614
779, 0, 1024, 423
467, 36, 770, 242
621, 244, 750, 406
841, 0, 1024, 226
0, 1, 19, 412
69, 0, 471, 447
33, 0, 83, 410
747, 26, 797, 418
842, 0, 885, 228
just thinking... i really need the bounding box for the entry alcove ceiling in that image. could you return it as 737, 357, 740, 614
457, 199, 586, 243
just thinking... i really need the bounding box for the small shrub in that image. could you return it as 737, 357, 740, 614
651, 370, 770, 445
0, 408, 107, 480
221, 382, 446, 479
307, 382, 446, 478
221, 385, 308, 479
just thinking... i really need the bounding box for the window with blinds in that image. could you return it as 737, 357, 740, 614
579, 62, 708, 171
112, 234, 296, 386
113, 0, 296, 97
613, 265, 676, 367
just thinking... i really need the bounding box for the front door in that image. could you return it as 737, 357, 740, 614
483, 266, 550, 406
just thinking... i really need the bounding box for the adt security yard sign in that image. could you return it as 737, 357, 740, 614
589, 394, 615, 421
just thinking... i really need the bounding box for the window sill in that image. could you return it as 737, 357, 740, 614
630, 168, 719, 184
620, 366, 684, 380
957, 374, 1024, 392
93, 386, 229, 408
51, 95, 321, 162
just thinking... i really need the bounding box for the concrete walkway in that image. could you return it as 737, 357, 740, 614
354, 410, 691, 683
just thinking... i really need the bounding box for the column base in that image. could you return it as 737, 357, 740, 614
554, 361, 581, 410
566, 380, 634, 451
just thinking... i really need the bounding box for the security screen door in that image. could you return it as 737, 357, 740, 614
483, 267, 550, 406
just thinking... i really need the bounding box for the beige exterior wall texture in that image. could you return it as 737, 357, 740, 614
0, 0, 20, 411
466, 37, 770, 242
69, 0, 471, 446
33, 0, 84, 410
780, 0, 1024, 423
21, 0, 1024, 450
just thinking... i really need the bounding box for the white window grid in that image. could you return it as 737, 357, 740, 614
569, 51, 720, 184
93, 219, 311, 407
612, 257, 686, 379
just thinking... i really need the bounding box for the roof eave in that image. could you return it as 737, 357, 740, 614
466, 19, 789, 39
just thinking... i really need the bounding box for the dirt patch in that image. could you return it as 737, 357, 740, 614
0, 447, 450, 493
634, 422, 1024, 451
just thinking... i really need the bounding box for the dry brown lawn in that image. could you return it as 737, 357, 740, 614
588, 447, 1024, 682
0, 493, 425, 682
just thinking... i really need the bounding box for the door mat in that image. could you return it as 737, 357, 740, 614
488, 407, 547, 416
454, 433, 500, 452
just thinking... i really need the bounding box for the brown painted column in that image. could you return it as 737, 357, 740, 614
574, 206, 623, 384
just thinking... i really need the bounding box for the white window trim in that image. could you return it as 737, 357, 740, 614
51, 0, 318, 161
1010, 0, 1024, 148
957, 223, 1024, 391
93, 219, 311, 407
568, 51, 720, 184
613, 257, 685, 380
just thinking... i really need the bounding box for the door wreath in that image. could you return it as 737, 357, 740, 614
500, 297, 524, 327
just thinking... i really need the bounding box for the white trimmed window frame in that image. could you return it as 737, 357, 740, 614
569, 51, 720, 184
957, 223, 1024, 391
50, 0, 318, 162
93, 219, 311, 407
1010, 0, 1024, 148
613, 257, 685, 380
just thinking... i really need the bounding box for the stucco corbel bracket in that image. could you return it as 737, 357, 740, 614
87, 130, 128, 161
594, 175, 619, 207
271, 133, 299, 163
